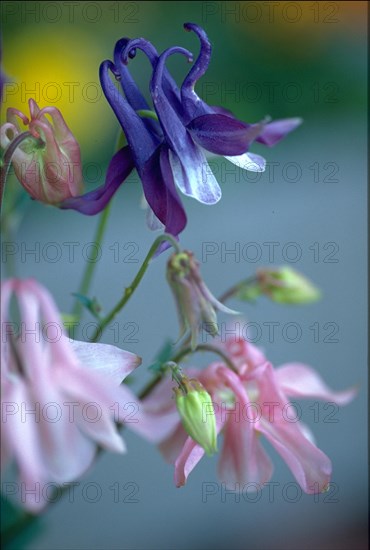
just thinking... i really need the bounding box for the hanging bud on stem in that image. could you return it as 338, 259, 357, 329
167, 250, 238, 350
174, 373, 217, 456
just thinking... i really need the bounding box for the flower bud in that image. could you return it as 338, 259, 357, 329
167, 251, 238, 350
257, 267, 321, 304
175, 378, 217, 456
0, 99, 83, 204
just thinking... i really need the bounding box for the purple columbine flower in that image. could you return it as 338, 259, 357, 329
61, 38, 187, 240
61, 24, 302, 240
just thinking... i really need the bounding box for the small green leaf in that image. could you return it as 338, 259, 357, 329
148, 340, 174, 374
71, 293, 102, 319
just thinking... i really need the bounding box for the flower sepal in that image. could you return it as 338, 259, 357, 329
174, 374, 217, 456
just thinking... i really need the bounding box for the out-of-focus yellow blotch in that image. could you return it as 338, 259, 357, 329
2, 28, 117, 156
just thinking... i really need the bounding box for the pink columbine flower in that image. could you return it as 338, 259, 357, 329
139, 335, 356, 494
0, 98, 83, 204
0, 278, 142, 512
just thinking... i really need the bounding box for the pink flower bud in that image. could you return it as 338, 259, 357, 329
0, 99, 83, 204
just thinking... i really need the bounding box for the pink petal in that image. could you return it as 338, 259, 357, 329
159, 424, 188, 464
29, 368, 96, 483
218, 416, 273, 489
275, 363, 357, 405
216, 366, 273, 488
2, 382, 44, 487
68, 337, 141, 384
257, 419, 331, 494
174, 437, 205, 487
256, 363, 332, 493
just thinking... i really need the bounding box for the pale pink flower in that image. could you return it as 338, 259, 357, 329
0, 98, 83, 204
139, 336, 356, 494
0, 278, 142, 512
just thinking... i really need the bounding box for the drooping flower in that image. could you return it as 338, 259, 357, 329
167, 250, 238, 349
138, 335, 356, 493
60, 24, 302, 241
60, 38, 187, 241
0, 278, 143, 512
124, 24, 302, 197
0, 99, 83, 204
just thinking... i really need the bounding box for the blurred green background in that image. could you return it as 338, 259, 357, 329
1, 2, 368, 549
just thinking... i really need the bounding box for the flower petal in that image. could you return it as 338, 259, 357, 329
257, 418, 331, 494
225, 152, 266, 172
168, 147, 221, 204
60, 146, 134, 215
174, 436, 205, 487
256, 118, 303, 147
256, 363, 332, 493
188, 114, 257, 155
275, 363, 357, 405
141, 146, 187, 238
100, 60, 158, 166
150, 47, 221, 204
120, 37, 183, 118
216, 366, 273, 488
159, 424, 188, 464
68, 337, 141, 384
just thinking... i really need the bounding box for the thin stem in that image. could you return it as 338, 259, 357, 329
72, 201, 112, 319
90, 233, 181, 342
139, 341, 239, 400
0, 132, 43, 211
172, 343, 238, 373
218, 276, 257, 303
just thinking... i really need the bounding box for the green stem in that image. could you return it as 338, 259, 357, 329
90, 233, 180, 342
218, 276, 257, 303
0, 132, 43, 212
72, 201, 112, 319
172, 343, 238, 373
139, 342, 239, 400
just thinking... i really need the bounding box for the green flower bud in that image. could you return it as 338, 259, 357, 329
175, 379, 217, 456
257, 267, 321, 304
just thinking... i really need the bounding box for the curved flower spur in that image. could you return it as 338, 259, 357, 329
61, 23, 302, 240
61, 39, 187, 241
122, 23, 302, 191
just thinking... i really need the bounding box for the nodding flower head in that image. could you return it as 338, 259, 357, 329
0, 99, 83, 204
167, 250, 238, 349
60, 23, 302, 243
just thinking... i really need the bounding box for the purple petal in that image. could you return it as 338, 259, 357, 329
99, 60, 159, 166
60, 146, 134, 215
150, 47, 221, 204
256, 118, 303, 147
159, 146, 187, 236
168, 148, 221, 204
181, 23, 213, 121
140, 146, 187, 238
120, 38, 183, 117
188, 114, 257, 155
113, 38, 162, 137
